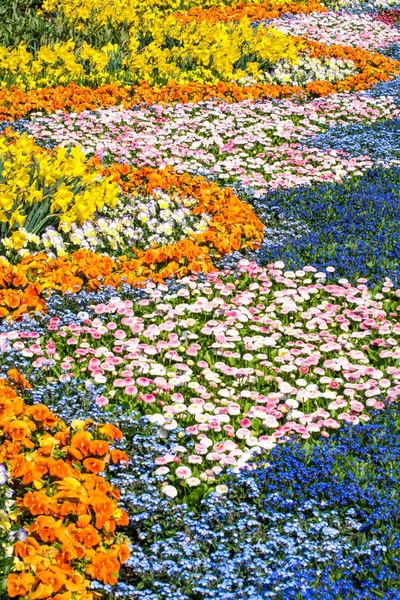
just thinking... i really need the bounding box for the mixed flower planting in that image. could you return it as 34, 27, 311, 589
1, 0, 400, 598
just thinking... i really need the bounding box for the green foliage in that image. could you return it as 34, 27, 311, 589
0, 480, 19, 600
0, 0, 131, 54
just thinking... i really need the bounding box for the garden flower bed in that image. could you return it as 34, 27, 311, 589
0, 0, 400, 599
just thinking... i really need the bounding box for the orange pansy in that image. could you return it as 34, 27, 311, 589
89, 439, 109, 456
7, 573, 35, 598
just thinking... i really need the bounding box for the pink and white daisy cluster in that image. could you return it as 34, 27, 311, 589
273, 11, 400, 52
3, 260, 400, 493
26, 92, 398, 195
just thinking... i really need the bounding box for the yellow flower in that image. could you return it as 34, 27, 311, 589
71, 419, 87, 430
10, 229, 28, 250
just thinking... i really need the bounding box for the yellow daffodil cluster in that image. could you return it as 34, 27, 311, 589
0, 133, 119, 246
0, 41, 122, 90
42, 0, 295, 25
128, 17, 299, 86
0, 18, 299, 89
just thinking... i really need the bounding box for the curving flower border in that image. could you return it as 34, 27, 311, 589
0, 375, 130, 599
0, 165, 264, 319
173, 0, 327, 24
0, 42, 398, 122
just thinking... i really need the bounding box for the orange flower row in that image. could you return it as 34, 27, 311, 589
0, 376, 130, 599
0, 166, 264, 319
98, 162, 265, 255
174, 0, 327, 24
292, 37, 400, 95
0, 37, 398, 121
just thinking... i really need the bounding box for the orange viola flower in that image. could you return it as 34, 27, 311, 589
7, 368, 32, 390
28, 404, 56, 427
10, 454, 27, 478
59, 501, 77, 516
117, 509, 129, 527
23, 490, 57, 516
20, 459, 48, 485
70, 430, 92, 458
89, 439, 109, 456
89, 492, 115, 529
82, 457, 105, 475
76, 501, 91, 515
29, 515, 63, 543
30, 582, 54, 600
77, 524, 101, 548
63, 570, 89, 593
58, 542, 86, 563
0, 440, 22, 463
7, 572, 35, 598
14, 537, 41, 565
110, 449, 129, 464
3, 290, 21, 309
36, 564, 68, 594
47, 458, 73, 479
3, 419, 34, 444
86, 552, 120, 585
97, 423, 123, 440
117, 543, 130, 563
54, 428, 72, 446
0, 397, 24, 420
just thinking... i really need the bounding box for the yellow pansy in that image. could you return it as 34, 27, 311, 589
10, 229, 28, 250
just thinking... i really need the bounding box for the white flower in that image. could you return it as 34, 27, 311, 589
291, 410, 304, 420
286, 399, 299, 408
215, 485, 228, 495
162, 485, 178, 498
172, 403, 187, 414
155, 466, 170, 476
246, 436, 259, 447
148, 414, 166, 426
188, 403, 204, 415
186, 477, 201, 487
163, 419, 178, 431
0, 465, 8, 485
200, 437, 213, 447
259, 438, 276, 450
195, 414, 209, 423
278, 381, 292, 394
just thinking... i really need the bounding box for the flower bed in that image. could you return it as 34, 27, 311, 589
2, 258, 400, 496
1, 0, 400, 598
0, 377, 130, 599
